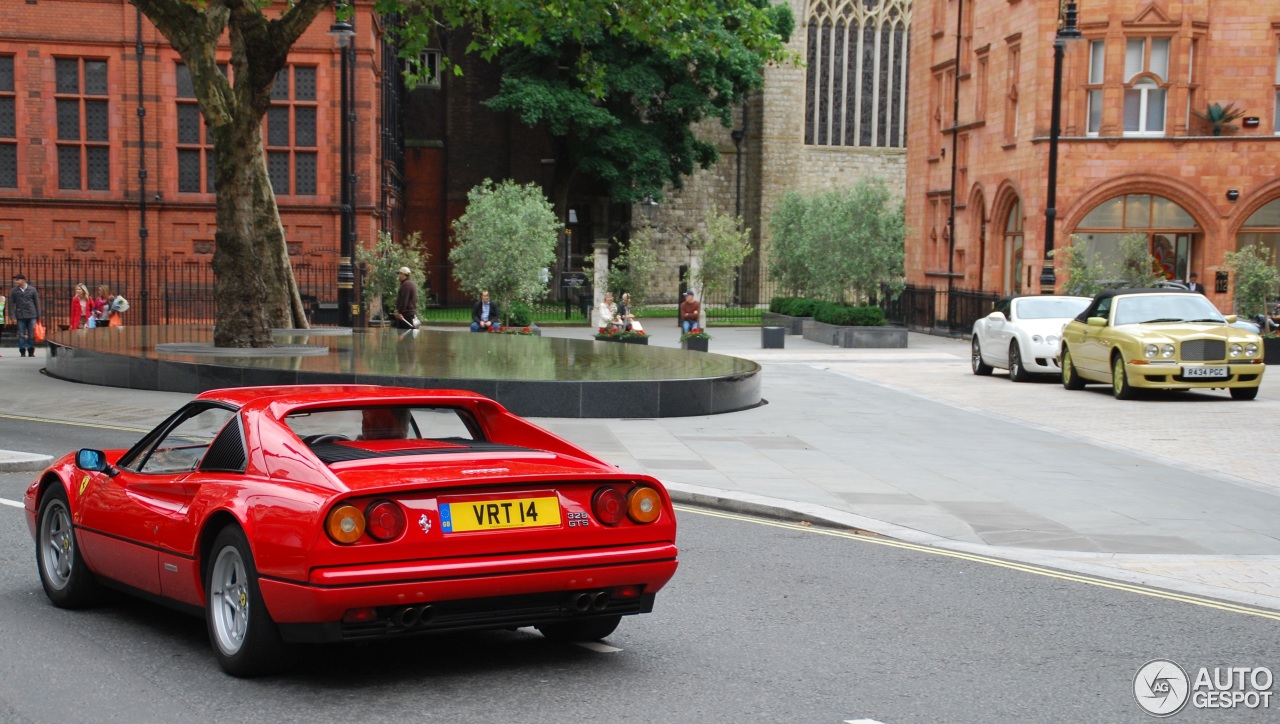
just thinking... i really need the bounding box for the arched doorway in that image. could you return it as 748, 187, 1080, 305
1237, 197, 1280, 270
1002, 198, 1023, 294
1073, 194, 1200, 281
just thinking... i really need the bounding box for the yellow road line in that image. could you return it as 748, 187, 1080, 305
674, 504, 1280, 621
0, 412, 150, 434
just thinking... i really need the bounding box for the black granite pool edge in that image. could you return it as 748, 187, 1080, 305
44, 341, 762, 418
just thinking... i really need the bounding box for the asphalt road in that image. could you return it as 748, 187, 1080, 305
0, 419, 1274, 723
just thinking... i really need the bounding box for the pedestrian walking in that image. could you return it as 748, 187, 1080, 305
70, 283, 92, 330
393, 266, 420, 330
9, 273, 41, 357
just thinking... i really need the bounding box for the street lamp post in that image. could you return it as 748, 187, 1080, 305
1041, 0, 1081, 294
329, 9, 356, 326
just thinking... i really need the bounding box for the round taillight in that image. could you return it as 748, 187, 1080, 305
365, 500, 406, 541
592, 487, 627, 526
327, 504, 365, 544
627, 486, 662, 524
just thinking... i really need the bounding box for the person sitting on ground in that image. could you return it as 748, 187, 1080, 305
359, 408, 411, 440
598, 293, 621, 332
679, 290, 701, 333
617, 292, 644, 333
471, 290, 500, 332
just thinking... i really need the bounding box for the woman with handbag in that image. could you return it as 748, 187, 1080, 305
92, 285, 111, 327
70, 283, 92, 329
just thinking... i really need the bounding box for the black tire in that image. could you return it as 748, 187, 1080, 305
1230, 386, 1259, 401
972, 337, 993, 376
1061, 347, 1085, 390
1111, 354, 1137, 400
36, 485, 102, 608
1008, 341, 1031, 383
536, 614, 623, 643
206, 526, 295, 677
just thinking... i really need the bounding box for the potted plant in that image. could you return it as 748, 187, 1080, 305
680, 328, 712, 352
594, 328, 649, 344
1193, 102, 1246, 136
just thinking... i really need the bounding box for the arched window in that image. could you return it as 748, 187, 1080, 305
804, 0, 912, 148
1238, 197, 1280, 272
1003, 198, 1023, 294
1075, 194, 1199, 280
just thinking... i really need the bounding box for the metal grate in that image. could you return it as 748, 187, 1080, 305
294, 152, 316, 195
267, 151, 290, 194
0, 97, 14, 137
267, 106, 289, 146
0, 56, 12, 93
294, 66, 316, 100
85, 100, 108, 141
0, 144, 15, 187
176, 64, 194, 98
55, 58, 78, 94
200, 417, 247, 473
294, 106, 316, 146
177, 104, 201, 144
57, 146, 80, 189
1180, 339, 1225, 361
86, 146, 109, 190
177, 149, 201, 193
84, 61, 107, 95
271, 68, 289, 100
56, 99, 79, 140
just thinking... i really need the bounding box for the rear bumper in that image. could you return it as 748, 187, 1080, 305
259, 543, 678, 641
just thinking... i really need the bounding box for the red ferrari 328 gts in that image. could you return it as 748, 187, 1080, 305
25, 385, 679, 676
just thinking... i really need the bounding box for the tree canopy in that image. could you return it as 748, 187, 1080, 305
130, 0, 790, 346
483, 0, 794, 209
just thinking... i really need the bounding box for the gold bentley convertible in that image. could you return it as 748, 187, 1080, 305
1058, 289, 1265, 400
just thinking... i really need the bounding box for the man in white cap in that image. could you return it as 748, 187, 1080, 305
394, 266, 419, 329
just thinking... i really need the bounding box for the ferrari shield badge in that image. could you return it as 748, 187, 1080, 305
418, 513, 432, 534
78, 475, 91, 496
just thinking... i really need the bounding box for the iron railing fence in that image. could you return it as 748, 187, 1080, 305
883, 283, 998, 336
0, 257, 340, 328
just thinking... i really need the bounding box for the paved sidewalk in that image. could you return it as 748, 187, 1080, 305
2, 323, 1279, 610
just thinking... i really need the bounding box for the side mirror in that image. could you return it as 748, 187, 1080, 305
76, 449, 118, 477
1086, 316, 1107, 327
986, 311, 1006, 321
1224, 314, 1238, 324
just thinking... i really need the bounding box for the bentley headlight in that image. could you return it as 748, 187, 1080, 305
1145, 344, 1159, 359
1246, 343, 1259, 357
1032, 335, 1044, 344
1162, 344, 1175, 359
1230, 343, 1243, 357
1046, 335, 1059, 345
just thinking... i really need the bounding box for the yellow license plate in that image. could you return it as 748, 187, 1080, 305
440, 496, 561, 533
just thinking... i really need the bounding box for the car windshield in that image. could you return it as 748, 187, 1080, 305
1015, 297, 1090, 320
1112, 295, 1225, 326
284, 406, 479, 443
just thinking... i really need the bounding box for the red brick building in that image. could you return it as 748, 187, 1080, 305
907, 0, 1280, 310
0, 0, 392, 317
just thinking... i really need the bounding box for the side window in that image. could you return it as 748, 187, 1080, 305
135, 406, 236, 474
996, 299, 1012, 318
1094, 297, 1112, 322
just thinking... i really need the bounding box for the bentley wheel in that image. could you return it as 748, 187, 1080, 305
206, 526, 295, 676
1230, 386, 1259, 401
1111, 354, 1136, 400
1008, 341, 1030, 383
972, 337, 993, 376
537, 614, 622, 643
37, 486, 101, 608
1061, 347, 1085, 390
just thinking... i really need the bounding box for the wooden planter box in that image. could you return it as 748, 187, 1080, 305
1264, 336, 1280, 364
682, 337, 710, 352
802, 320, 908, 348
761, 312, 809, 335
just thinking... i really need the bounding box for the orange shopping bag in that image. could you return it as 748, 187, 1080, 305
33, 320, 46, 343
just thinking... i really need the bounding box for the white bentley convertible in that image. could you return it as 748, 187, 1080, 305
972, 295, 1091, 381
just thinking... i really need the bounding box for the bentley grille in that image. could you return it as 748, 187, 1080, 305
1180, 339, 1226, 361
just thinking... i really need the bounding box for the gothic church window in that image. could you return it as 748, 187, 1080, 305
804, 0, 912, 148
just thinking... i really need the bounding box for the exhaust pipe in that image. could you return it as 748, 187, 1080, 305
394, 606, 421, 628
417, 604, 435, 625
571, 593, 593, 612
591, 592, 611, 611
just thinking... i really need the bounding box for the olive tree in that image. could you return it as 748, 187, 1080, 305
689, 210, 752, 301
1223, 244, 1280, 320
767, 179, 905, 303
450, 180, 560, 324
597, 224, 662, 310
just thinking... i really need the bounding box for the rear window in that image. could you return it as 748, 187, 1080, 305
284, 406, 481, 444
